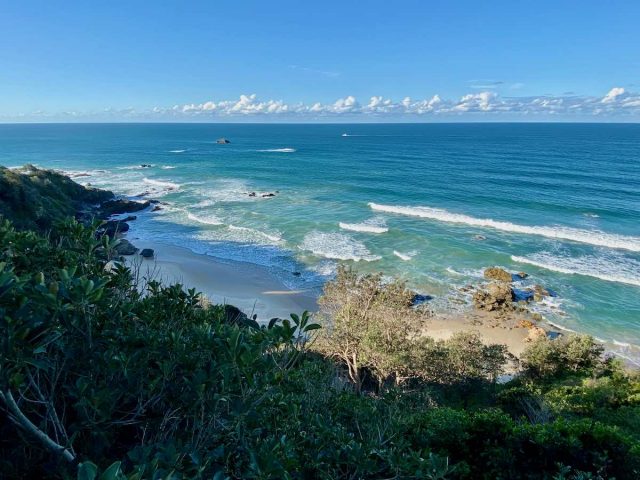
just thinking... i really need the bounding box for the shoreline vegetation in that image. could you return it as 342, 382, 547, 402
1, 165, 639, 478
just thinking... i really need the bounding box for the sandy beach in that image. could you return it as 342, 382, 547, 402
123, 238, 535, 358
126, 240, 319, 321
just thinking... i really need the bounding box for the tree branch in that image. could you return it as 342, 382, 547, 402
0, 389, 76, 463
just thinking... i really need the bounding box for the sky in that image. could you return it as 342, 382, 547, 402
1, 0, 639, 122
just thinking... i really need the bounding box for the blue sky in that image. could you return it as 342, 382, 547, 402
2, 0, 639, 122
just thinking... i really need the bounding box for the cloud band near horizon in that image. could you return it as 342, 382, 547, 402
4, 88, 640, 122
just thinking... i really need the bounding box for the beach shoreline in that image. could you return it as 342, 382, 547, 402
125, 239, 319, 321
123, 236, 538, 358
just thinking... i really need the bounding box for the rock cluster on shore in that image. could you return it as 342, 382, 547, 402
472, 266, 560, 339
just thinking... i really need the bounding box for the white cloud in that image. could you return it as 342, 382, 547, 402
601, 87, 626, 103
6, 88, 640, 121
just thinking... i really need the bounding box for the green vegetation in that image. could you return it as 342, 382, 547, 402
0, 166, 112, 231
0, 169, 638, 478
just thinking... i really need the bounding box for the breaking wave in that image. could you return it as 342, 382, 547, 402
512, 252, 640, 287
300, 231, 381, 262
339, 221, 388, 234
369, 203, 640, 252
143, 178, 180, 190
187, 212, 224, 226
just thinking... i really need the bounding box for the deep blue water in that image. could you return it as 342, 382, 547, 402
1, 123, 639, 360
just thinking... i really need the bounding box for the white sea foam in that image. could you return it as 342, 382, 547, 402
228, 225, 282, 243
119, 164, 155, 170
300, 231, 381, 262
187, 212, 224, 226
161, 165, 176, 169
257, 148, 296, 153
143, 177, 180, 190
512, 252, 640, 287
369, 203, 640, 252
393, 250, 416, 261
339, 221, 388, 234
169, 149, 186, 153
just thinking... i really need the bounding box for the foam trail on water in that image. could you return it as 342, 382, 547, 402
339, 222, 388, 234
257, 148, 296, 153
300, 231, 381, 262
512, 253, 640, 287
369, 203, 640, 252
169, 149, 186, 153
143, 177, 180, 190
187, 212, 224, 226
228, 225, 282, 243
393, 250, 415, 261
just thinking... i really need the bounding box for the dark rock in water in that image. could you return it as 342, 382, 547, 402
223, 305, 260, 329
216, 138, 231, 144
292, 271, 301, 277
152, 206, 163, 212
100, 199, 150, 217
516, 271, 528, 279
473, 234, 487, 241
484, 267, 513, 283
115, 239, 138, 255
261, 192, 276, 198
140, 248, 154, 259
140, 164, 152, 168
248, 192, 257, 197
473, 282, 514, 312
411, 293, 433, 306
121, 215, 137, 222
98, 220, 130, 237
513, 288, 535, 303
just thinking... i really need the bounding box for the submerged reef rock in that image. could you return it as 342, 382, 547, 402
140, 248, 155, 259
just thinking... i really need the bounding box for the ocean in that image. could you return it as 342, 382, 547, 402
1, 123, 639, 361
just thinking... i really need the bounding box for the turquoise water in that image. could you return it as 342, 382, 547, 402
1, 123, 639, 359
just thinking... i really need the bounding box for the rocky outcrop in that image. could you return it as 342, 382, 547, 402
526, 325, 547, 342
216, 138, 231, 144
100, 199, 150, 217
140, 248, 155, 259
473, 282, 514, 312
115, 239, 138, 255
483, 267, 513, 283
98, 220, 130, 237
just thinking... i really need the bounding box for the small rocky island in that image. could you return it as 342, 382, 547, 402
216, 138, 231, 144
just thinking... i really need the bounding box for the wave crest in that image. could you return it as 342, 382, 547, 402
187, 212, 223, 226
369, 202, 640, 252
512, 252, 640, 287
300, 231, 381, 262
339, 221, 388, 234
143, 178, 180, 190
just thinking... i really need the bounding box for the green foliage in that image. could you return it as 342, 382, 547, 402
521, 334, 606, 379
0, 218, 638, 479
0, 165, 112, 232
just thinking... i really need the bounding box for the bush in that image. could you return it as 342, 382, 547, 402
521, 334, 605, 379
